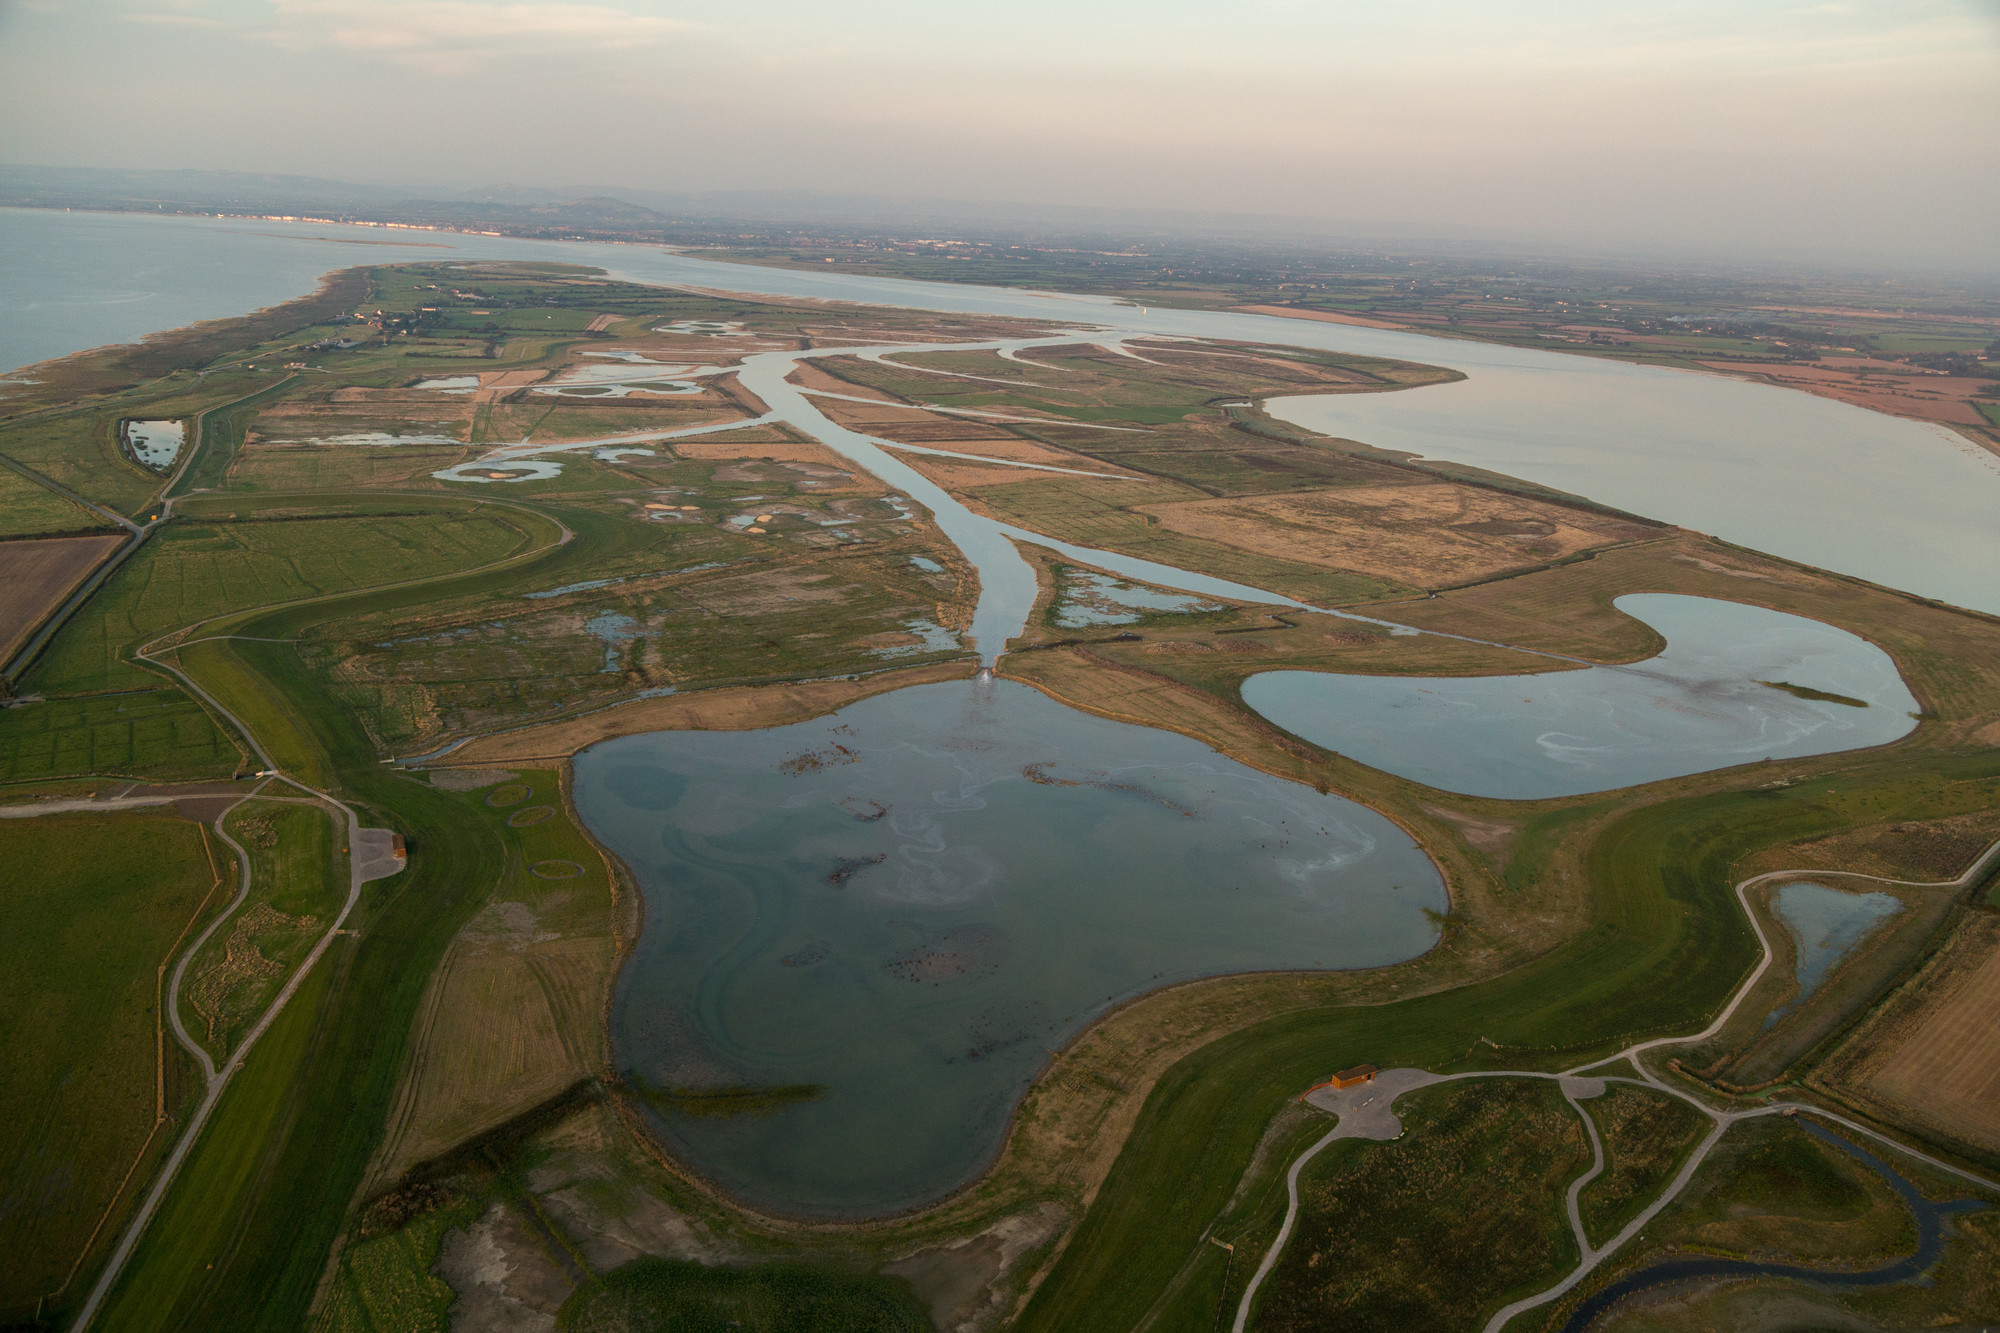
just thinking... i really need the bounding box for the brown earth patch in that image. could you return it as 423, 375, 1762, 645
439, 661, 978, 765
1753, 810, 2000, 883
1816, 914, 2000, 1157
1136, 482, 1656, 587
1700, 361, 1997, 431
896, 455, 1081, 490
367, 931, 612, 1189
1422, 804, 1520, 862
0, 533, 124, 662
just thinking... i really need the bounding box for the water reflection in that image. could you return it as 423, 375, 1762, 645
576, 678, 1443, 1214
1241, 594, 1920, 799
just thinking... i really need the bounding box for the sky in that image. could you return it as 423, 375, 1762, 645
2, 0, 1997, 269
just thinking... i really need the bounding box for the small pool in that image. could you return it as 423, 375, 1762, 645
122, 419, 184, 470
1240, 595, 1920, 799
1053, 569, 1222, 628
1768, 882, 1901, 1021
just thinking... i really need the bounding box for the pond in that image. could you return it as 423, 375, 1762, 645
1053, 569, 1223, 628
575, 678, 1445, 1215
1239, 594, 1920, 799
121, 418, 183, 470
1768, 881, 1902, 1023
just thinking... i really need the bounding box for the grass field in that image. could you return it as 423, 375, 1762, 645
362, 767, 616, 1191
223, 444, 471, 493
1575, 1085, 1708, 1246
0, 468, 108, 538
1257, 1080, 1587, 1332
0, 810, 227, 1321
24, 505, 534, 697
85, 532, 565, 1331
0, 689, 242, 785
179, 799, 348, 1061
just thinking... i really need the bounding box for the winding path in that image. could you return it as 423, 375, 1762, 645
1230, 838, 2000, 1333
62, 498, 572, 1332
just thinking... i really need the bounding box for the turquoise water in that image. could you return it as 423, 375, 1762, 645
1770, 882, 1902, 1020
1240, 594, 1920, 800
575, 679, 1444, 1215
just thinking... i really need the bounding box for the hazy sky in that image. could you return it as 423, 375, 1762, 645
3, 0, 1996, 268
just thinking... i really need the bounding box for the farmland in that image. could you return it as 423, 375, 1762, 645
0, 467, 109, 538
0, 533, 124, 666
0, 810, 227, 1322
1811, 913, 2000, 1161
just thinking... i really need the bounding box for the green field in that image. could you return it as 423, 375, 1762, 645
0, 467, 107, 537
86, 539, 553, 1330
0, 811, 225, 1321
24, 505, 533, 697
1575, 1084, 1708, 1246
0, 689, 240, 785
1013, 747, 2000, 1331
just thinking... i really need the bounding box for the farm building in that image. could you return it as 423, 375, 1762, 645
1329, 1064, 1378, 1090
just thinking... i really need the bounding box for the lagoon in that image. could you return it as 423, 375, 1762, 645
1240, 594, 1921, 800
575, 678, 1444, 1215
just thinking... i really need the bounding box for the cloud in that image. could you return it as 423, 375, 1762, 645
126, 12, 227, 26
264, 1, 695, 74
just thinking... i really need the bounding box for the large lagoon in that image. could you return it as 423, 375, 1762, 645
575, 679, 1444, 1214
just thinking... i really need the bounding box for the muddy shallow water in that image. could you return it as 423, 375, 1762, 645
576, 678, 1444, 1215
1241, 594, 1920, 800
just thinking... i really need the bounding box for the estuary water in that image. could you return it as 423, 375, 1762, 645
576, 679, 1443, 1214
1240, 594, 1920, 800
5, 207, 1997, 615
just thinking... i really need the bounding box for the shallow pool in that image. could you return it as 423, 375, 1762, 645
1240, 594, 1920, 799
576, 678, 1444, 1215
1770, 881, 1901, 1020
